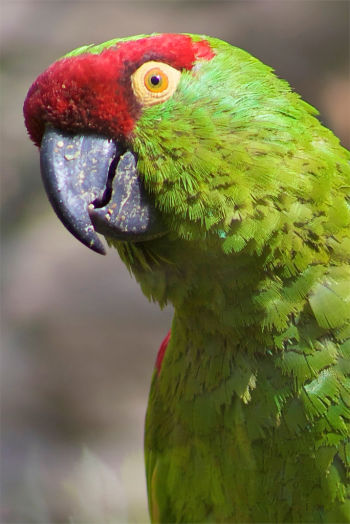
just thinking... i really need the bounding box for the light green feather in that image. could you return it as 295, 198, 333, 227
98, 34, 349, 522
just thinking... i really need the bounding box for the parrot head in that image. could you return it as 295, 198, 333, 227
23, 33, 221, 255
24, 33, 348, 304
23, 34, 293, 252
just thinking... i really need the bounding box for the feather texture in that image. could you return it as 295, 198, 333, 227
24, 33, 350, 523
117, 36, 350, 523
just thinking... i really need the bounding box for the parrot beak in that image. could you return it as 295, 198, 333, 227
40, 127, 164, 255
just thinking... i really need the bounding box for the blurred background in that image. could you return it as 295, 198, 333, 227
1, 1, 349, 522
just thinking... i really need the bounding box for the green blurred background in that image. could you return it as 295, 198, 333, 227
1, 1, 349, 522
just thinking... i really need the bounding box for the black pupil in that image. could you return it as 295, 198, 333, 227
150, 75, 161, 86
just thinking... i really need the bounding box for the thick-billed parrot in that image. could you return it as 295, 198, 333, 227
24, 34, 350, 523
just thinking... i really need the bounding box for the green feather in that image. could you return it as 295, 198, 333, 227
66, 34, 350, 522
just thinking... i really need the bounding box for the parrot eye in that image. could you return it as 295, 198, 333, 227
145, 69, 168, 92
131, 61, 181, 107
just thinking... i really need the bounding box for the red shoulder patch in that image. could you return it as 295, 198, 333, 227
155, 330, 171, 374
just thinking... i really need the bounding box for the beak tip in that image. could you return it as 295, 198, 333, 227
81, 229, 107, 255
91, 241, 107, 256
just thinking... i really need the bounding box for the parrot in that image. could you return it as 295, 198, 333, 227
23, 33, 350, 523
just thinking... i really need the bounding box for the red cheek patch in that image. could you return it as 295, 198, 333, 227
23, 34, 215, 146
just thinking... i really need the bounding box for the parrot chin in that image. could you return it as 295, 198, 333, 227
40, 127, 165, 255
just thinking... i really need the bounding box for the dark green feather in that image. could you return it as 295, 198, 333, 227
104, 34, 350, 522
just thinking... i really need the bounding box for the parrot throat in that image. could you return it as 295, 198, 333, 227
113, 236, 275, 354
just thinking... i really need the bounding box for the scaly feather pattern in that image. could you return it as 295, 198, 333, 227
24, 34, 350, 523
111, 36, 350, 523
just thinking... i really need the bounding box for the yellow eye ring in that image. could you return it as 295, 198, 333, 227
131, 61, 181, 107
144, 68, 169, 93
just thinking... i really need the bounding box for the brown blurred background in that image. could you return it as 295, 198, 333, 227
1, 1, 349, 523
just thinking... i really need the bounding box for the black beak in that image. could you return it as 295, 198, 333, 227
40, 127, 164, 254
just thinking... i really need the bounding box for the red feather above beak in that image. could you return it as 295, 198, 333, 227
24, 34, 215, 147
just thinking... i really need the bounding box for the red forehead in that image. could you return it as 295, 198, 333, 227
24, 34, 214, 146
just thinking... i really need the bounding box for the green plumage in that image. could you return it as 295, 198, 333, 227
33, 34, 350, 522
109, 36, 350, 523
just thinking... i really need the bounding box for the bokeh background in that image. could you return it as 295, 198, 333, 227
1, 1, 349, 522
